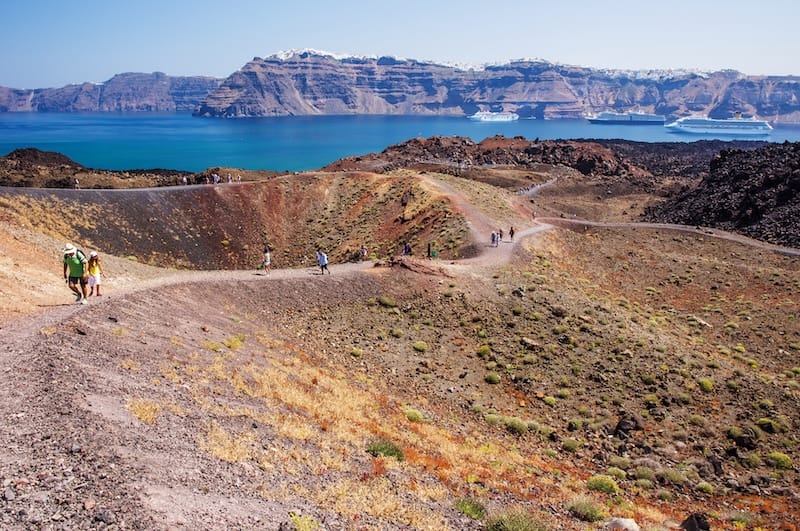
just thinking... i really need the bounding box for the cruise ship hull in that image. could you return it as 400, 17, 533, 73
586, 111, 665, 125
665, 116, 773, 136
468, 111, 519, 122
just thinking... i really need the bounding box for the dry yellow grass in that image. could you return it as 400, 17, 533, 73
126, 398, 162, 425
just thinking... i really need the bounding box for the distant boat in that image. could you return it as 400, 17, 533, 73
665, 115, 773, 136
468, 111, 520, 122
586, 111, 666, 125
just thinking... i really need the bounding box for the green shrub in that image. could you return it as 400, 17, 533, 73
412, 341, 428, 353
756, 417, 784, 433
608, 456, 631, 470
454, 498, 486, 520
766, 451, 792, 470
697, 378, 714, 392
658, 468, 686, 485
350, 347, 363, 357
634, 466, 655, 481
366, 438, 404, 461
562, 438, 581, 453
485, 372, 501, 384
567, 418, 583, 431
486, 509, 547, 531
390, 328, 403, 338
543, 396, 557, 407
567, 495, 606, 522
689, 414, 706, 427
634, 478, 653, 489
696, 481, 714, 494
743, 453, 762, 468
503, 416, 529, 436
477, 344, 491, 357
586, 474, 619, 494
378, 295, 397, 308
403, 408, 425, 422
606, 467, 626, 480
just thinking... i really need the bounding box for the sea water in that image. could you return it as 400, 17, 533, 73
1, 112, 799, 173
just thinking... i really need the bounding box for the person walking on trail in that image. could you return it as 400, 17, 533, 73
260, 245, 272, 275
63, 243, 89, 304
490, 231, 497, 247
499, 228, 504, 242
509, 226, 515, 242
316, 249, 330, 275
87, 251, 104, 296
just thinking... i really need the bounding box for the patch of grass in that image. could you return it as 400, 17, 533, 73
486, 509, 547, 531
126, 398, 162, 425
223, 333, 246, 350
485, 372, 501, 384
454, 498, 486, 520
634, 466, 655, 481
199, 422, 254, 463
562, 438, 581, 452
403, 408, 425, 422
542, 396, 557, 407
608, 456, 631, 470
477, 344, 491, 358
696, 481, 715, 494
567, 495, 606, 522
586, 474, 619, 494
350, 347, 363, 357
697, 377, 714, 393
389, 328, 403, 338
766, 451, 792, 470
288, 512, 320, 531
606, 467, 626, 480
366, 438, 404, 461
202, 339, 222, 352
378, 295, 397, 308
412, 341, 428, 353
503, 416, 529, 436
657, 468, 686, 485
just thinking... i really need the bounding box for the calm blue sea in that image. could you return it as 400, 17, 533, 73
1, 113, 799, 172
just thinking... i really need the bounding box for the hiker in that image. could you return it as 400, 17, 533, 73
87, 251, 104, 296
316, 249, 330, 274
509, 226, 515, 241
62, 243, 89, 304
490, 231, 497, 247
403, 242, 412, 256
498, 228, 504, 242
261, 245, 271, 275
359, 245, 368, 261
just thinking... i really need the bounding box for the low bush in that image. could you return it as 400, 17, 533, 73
586, 474, 619, 494
366, 438, 404, 461
454, 498, 486, 520
486, 509, 547, 531
567, 496, 606, 522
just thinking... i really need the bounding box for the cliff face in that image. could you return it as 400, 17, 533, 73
3, 52, 800, 122
0, 73, 221, 112
194, 52, 800, 122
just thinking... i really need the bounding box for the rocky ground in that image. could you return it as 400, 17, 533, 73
0, 140, 799, 530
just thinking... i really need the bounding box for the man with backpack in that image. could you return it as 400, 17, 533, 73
63, 243, 89, 304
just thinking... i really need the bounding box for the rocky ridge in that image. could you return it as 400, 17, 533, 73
644, 142, 800, 248
194, 51, 800, 121
0, 72, 221, 112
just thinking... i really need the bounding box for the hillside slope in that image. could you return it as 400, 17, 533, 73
1, 165, 799, 529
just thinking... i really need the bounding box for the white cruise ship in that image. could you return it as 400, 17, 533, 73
468, 111, 520, 122
665, 115, 773, 136
586, 111, 665, 125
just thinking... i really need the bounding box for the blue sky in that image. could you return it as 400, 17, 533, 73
2, 0, 798, 88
